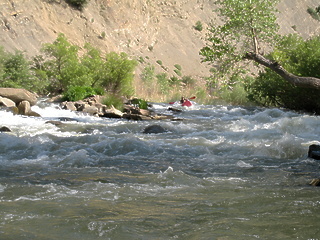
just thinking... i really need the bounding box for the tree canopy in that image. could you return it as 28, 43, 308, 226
245, 34, 320, 113
39, 33, 137, 98
200, 0, 280, 86
200, 0, 320, 91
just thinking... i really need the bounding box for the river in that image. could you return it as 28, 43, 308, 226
0, 100, 320, 239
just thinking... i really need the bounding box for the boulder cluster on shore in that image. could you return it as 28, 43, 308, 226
59, 95, 175, 121
0, 87, 176, 121
0, 88, 40, 117
0, 87, 177, 134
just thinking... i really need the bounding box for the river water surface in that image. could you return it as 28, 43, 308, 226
1, 100, 320, 239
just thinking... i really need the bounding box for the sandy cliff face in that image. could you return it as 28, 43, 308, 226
0, 0, 319, 79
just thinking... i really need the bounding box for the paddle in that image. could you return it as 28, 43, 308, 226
169, 96, 196, 104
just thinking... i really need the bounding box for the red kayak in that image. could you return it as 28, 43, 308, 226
169, 96, 195, 107
181, 99, 192, 107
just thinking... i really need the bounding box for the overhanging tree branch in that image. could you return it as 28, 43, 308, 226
245, 52, 320, 89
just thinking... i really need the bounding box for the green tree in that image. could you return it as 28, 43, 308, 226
200, 0, 280, 89
41, 33, 85, 93
101, 52, 137, 97
0, 51, 43, 91
200, 0, 320, 91
0, 47, 48, 93
81, 43, 105, 88
40, 35, 137, 98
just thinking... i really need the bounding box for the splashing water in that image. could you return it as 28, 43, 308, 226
0, 101, 320, 239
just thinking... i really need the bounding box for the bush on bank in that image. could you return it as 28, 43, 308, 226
65, 0, 89, 10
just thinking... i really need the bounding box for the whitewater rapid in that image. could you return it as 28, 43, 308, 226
1, 101, 320, 239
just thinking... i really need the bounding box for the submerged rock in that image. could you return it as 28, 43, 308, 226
143, 125, 167, 134
168, 107, 183, 112
308, 144, 320, 160
45, 120, 64, 126
309, 178, 320, 186
58, 117, 78, 122
0, 126, 11, 132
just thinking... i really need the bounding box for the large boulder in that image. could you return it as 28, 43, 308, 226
0, 96, 16, 107
83, 106, 99, 116
63, 102, 77, 111
17, 100, 41, 117
308, 144, 320, 160
102, 106, 123, 118
18, 100, 31, 115
0, 88, 37, 106
0, 126, 11, 132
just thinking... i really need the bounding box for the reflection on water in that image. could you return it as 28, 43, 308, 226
1, 102, 320, 239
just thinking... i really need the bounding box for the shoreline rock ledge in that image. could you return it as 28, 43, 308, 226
0, 88, 38, 106
0, 88, 39, 116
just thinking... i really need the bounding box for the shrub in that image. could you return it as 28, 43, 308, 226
63, 86, 100, 101
40, 33, 82, 93
194, 21, 203, 31
137, 56, 145, 64
169, 76, 180, 86
130, 98, 148, 109
102, 94, 124, 110
219, 83, 249, 105
40, 36, 137, 97
100, 31, 106, 39
140, 64, 156, 96
65, 0, 89, 10
156, 60, 162, 65
174, 69, 182, 77
181, 75, 196, 86
307, 7, 320, 21
156, 73, 170, 94
2, 51, 33, 88
174, 64, 182, 71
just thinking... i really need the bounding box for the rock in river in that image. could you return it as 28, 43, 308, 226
143, 125, 168, 134
308, 144, 320, 160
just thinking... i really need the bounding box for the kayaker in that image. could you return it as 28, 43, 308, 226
181, 96, 192, 107
168, 96, 195, 107
180, 96, 186, 104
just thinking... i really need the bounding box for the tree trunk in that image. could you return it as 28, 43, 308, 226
245, 52, 320, 89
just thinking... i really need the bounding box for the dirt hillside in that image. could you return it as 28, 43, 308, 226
0, 0, 319, 80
